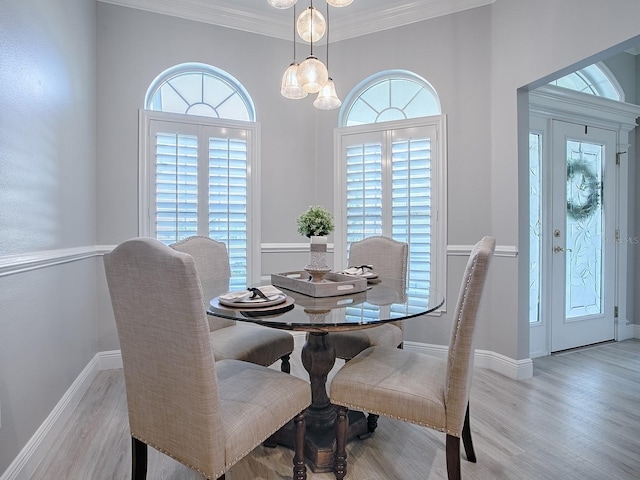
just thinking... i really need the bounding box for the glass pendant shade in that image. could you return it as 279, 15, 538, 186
268, 0, 297, 8
313, 78, 342, 109
327, 0, 354, 6
297, 56, 328, 94
281, 63, 308, 99
296, 7, 326, 43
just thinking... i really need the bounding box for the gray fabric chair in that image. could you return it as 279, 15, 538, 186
329, 236, 495, 480
171, 236, 294, 373
330, 236, 408, 361
104, 237, 311, 480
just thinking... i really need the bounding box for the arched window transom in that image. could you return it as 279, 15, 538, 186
340, 70, 441, 127
550, 63, 622, 101
145, 62, 256, 121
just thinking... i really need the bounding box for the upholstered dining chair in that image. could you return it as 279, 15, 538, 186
329, 236, 408, 362
329, 236, 408, 434
171, 236, 295, 373
329, 236, 495, 480
104, 237, 311, 480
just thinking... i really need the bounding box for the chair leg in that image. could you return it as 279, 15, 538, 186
461, 402, 476, 463
366, 413, 379, 433
280, 353, 291, 374
293, 410, 307, 480
334, 405, 348, 480
132, 437, 147, 480
445, 434, 461, 480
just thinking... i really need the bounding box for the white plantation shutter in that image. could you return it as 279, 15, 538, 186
391, 134, 432, 296
155, 133, 198, 244
345, 141, 383, 242
145, 116, 258, 287
208, 136, 249, 287
336, 118, 445, 308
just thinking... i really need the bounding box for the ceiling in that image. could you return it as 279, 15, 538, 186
98, 0, 495, 42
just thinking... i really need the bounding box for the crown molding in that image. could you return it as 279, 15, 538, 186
97, 0, 495, 41
329, 0, 494, 41
530, 85, 640, 132
99, 0, 291, 38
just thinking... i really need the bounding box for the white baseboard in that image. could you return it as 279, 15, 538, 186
295, 334, 534, 381
0, 354, 103, 480
617, 320, 637, 341
403, 341, 534, 380
97, 349, 124, 370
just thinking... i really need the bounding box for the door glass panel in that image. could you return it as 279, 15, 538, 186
565, 140, 604, 318
529, 133, 542, 324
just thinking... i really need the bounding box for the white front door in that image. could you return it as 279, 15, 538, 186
549, 120, 616, 352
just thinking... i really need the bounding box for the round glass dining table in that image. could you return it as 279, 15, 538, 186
208, 279, 444, 472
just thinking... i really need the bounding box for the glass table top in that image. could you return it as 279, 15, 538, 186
207, 278, 444, 332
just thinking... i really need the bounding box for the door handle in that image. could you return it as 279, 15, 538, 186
553, 245, 572, 253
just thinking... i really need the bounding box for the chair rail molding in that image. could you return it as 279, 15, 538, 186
0, 246, 98, 278
447, 244, 517, 257
0, 242, 515, 278
261, 242, 334, 254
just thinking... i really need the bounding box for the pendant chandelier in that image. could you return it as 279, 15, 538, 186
273, 0, 350, 110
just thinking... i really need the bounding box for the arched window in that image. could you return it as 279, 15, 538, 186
140, 63, 259, 286
549, 63, 623, 101
334, 71, 446, 309
340, 70, 441, 127
145, 62, 256, 120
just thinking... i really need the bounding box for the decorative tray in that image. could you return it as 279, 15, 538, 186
271, 271, 367, 298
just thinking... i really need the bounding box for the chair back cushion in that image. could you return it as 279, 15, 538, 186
348, 236, 408, 281
444, 236, 495, 434
171, 236, 235, 330
104, 237, 226, 475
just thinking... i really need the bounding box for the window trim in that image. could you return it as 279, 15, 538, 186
333, 115, 447, 308
138, 109, 262, 284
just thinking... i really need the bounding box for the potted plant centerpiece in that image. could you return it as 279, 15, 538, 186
296, 205, 334, 282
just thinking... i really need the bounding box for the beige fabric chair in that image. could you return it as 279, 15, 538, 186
171, 236, 294, 373
329, 236, 495, 480
104, 237, 311, 480
330, 236, 408, 361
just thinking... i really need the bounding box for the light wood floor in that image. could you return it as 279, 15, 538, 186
31, 339, 640, 480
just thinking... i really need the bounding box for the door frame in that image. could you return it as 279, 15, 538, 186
529, 85, 640, 358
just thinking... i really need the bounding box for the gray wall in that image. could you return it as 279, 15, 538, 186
0, 0, 97, 472
94, 3, 495, 353
2, 0, 640, 475
95, 0, 640, 359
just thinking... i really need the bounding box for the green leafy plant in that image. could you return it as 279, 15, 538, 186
296, 205, 335, 237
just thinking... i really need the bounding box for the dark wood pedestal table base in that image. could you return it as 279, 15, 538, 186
208, 280, 444, 473
265, 331, 370, 472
